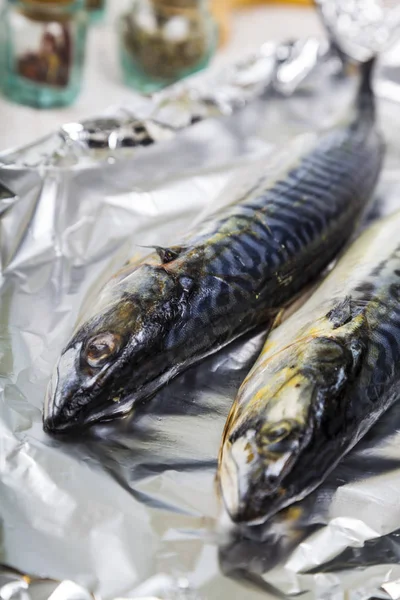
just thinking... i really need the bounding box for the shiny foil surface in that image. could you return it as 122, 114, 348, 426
2, 3, 400, 599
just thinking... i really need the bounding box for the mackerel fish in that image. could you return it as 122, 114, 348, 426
44, 61, 384, 434
218, 211, 400, 524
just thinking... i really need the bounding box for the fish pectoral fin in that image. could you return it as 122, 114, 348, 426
326, 295, 365, 329
133, 244, 185, 264
327, 295, 352, 328
155, 245, 185, 264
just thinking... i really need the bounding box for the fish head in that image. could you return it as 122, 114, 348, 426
44, 264, 189, 434
219, 332, 364, 524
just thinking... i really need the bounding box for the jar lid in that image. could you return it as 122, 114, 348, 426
152, 0, 203, 7
15, 0, 83, 22
18, 0, 80, 5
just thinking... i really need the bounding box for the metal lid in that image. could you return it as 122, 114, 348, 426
18, 0, 80, 6
15, 0, 83, 22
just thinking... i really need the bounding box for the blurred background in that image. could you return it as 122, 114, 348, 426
0, 0, 324, 151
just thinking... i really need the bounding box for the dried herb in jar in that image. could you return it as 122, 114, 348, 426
120, 0, 216, 91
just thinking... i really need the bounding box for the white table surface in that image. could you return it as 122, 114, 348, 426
0, 2, 323, 152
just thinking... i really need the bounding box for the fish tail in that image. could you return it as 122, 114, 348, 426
355, 57, 376, 123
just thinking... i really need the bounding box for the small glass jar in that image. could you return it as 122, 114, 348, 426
119, 0, 218, 94
86, 0, 106, 24
1, 0, 88, 108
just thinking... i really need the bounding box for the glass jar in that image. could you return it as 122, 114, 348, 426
119, 0, 218, 94
86, 0, 106, 24
1, 0, 88, 108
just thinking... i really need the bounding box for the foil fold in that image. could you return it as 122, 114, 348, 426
0, 39, 335, 170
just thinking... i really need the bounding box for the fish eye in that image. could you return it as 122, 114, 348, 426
269, 426, 289, 441
259, 419, 302, 455
84, 333, 121, 368
264, 422, 291, 442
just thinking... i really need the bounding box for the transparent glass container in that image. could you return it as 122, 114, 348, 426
86, 0, 106, 24
1, 0, 88, 108
119, 0, 218, 94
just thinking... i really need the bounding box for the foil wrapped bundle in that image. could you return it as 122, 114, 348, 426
2, 2, 400, 599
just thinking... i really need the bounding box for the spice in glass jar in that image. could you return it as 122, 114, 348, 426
119, 0, 218, 94
1, 0, 88, 108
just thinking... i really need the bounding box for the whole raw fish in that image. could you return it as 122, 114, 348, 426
218, 211, 400, 524
44, 61, 383, 434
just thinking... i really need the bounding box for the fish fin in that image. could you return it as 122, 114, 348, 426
134, 244, 185, 264
326, 296, 353, 329
356, 56, 376, 122
317, 2, 376, 123
155, 245, 184, 264
326, 296, 364, 329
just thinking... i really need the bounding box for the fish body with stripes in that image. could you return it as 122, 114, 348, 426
44, 61, 384, 434
219, 211, 400, 524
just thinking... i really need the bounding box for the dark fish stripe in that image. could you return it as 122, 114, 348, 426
262, 191, 329, 231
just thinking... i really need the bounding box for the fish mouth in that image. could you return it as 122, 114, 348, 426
43, 406, 130, 436
43, 383, 133, 435
42, 365, 75, 435
219, 433, 296, 525
43, 345, 134, 435
219, 433, 268, 524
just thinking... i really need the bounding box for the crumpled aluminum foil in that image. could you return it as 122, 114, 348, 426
0, 37, 336, 170
2, 2, 400, 600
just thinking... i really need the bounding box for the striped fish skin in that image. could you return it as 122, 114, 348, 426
43, 66, 384, 434
218, 211, 400, 525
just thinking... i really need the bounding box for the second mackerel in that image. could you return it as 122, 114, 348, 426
218, 211, 400, 524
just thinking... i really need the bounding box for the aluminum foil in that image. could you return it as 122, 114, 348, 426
2, 3, 400, 600
0, 37, 337, 171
